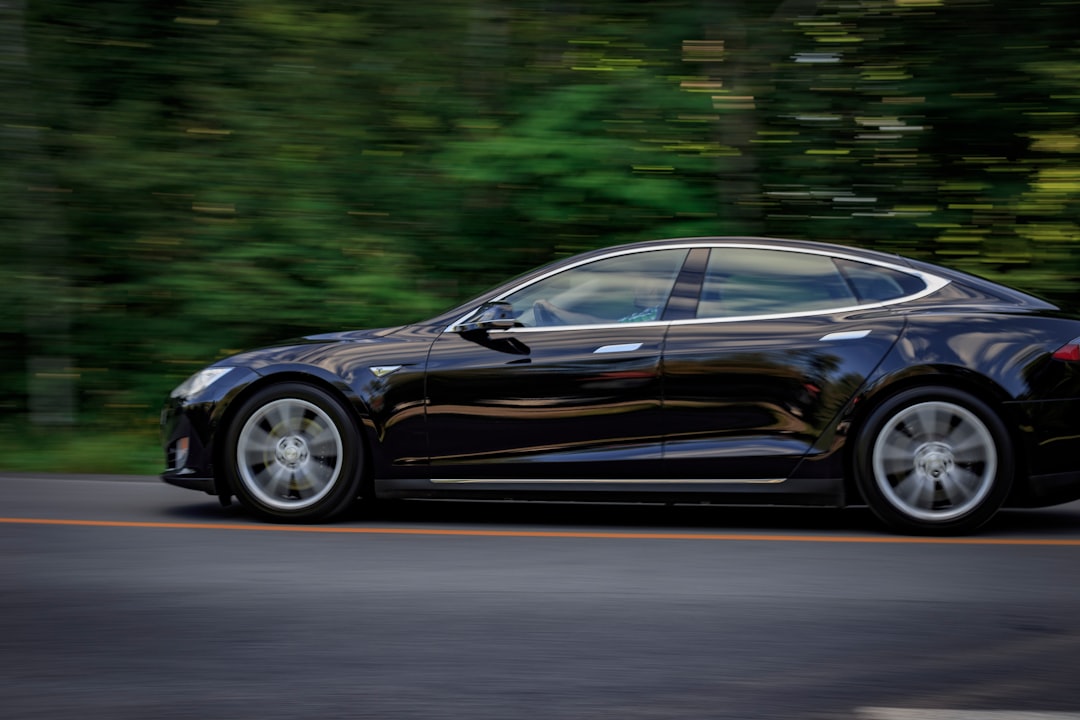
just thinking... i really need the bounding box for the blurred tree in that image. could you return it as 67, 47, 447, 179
1, 0, 74, 423
747, 0, 1080, 299
2, 0, 1079, 460
438, 2, 749, 291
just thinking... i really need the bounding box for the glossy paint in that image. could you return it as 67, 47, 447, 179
662, 310, 904, 481
161, 237, 1080, 512
425, 324, 668, 479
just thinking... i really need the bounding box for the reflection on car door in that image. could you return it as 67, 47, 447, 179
424, 324, 668, 481
661, 245, 908, 481
662, 311, 905, 481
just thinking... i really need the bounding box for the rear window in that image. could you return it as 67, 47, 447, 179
697, 248, 857, 318
835, 258, 926, 303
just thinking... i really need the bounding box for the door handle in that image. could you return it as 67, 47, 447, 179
593, 343, 644, 354
819, 330, 871, 342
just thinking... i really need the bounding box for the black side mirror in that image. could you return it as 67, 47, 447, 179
451, 301, 518, 333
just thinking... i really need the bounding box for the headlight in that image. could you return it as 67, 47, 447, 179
170, 367, 235, 399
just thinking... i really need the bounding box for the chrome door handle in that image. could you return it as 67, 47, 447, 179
819, 330, 871, 342
593, 343, 644, 354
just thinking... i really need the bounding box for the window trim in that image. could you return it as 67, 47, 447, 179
445, 243, 949, 334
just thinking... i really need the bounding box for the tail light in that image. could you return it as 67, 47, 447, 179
1052, 337, 1080, 362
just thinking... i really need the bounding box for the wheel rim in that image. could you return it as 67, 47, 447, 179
871, 400, 997, 522
236, 398, 344, 510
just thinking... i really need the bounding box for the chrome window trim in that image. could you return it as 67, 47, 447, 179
445, 242, 950, 333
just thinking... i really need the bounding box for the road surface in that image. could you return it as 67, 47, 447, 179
2, 473, 1080, 719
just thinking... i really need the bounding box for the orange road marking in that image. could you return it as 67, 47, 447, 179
1, 516, 1080, 545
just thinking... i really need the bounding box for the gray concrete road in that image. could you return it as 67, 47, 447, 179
2, 473, 1080, 719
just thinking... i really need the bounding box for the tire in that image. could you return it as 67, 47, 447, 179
223, 382, 364, 523
854, 387, 1013, 535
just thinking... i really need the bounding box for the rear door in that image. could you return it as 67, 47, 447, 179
661, 246, 912, 480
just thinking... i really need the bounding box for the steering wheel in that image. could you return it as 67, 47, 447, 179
532, 300, 563, 327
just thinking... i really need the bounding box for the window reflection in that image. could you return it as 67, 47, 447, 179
698, 248, 856, 318
503, 249, 688, 327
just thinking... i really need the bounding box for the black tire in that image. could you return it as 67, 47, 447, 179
223, 382, 364, 523
854, 386, 1013, 535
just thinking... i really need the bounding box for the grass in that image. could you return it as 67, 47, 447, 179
0, 424, 161, 476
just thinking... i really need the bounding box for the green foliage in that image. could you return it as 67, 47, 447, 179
3, 0, 1080, 471
0, 423, 161, 475
750, 0, 1080, 286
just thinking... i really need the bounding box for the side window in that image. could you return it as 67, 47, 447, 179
504, 249, 689, 327
835, 258, 926, 303
697, 248, 856, 318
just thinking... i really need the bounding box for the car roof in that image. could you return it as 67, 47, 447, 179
569, 236, 916, 266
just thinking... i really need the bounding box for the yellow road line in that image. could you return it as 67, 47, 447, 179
2, 517, 1080, 545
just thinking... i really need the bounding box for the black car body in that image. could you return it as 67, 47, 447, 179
161, 237, 1080, 533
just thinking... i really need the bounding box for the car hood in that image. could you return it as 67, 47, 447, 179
215, 324, 439, 372
299, 326, 402, 343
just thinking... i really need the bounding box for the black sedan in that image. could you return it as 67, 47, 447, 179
161, 237, 1080, 534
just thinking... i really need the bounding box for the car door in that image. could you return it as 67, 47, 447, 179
661, 246, 911, 481
423, 247, 690, 483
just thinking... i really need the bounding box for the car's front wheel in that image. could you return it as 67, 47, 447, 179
854, 387, 1013, 535
224, 382, 364, 523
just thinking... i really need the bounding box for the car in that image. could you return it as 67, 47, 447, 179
161, 236, 1080, 534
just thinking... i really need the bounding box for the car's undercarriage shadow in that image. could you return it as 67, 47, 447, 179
164, 500, 249, 522
357, 499, 884, 532
985, 505, 1080, 535
164, 496, 882, 532
163, 495, 1080, 537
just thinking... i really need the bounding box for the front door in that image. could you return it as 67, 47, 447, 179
425, 325, 668, 481
423, 247, 690, 484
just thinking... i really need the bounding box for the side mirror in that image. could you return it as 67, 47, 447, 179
451, 301, 518, 333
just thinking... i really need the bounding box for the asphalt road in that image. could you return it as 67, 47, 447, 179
3, 474, 1080, 720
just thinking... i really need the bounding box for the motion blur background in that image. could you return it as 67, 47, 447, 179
1, 0, 1077, 474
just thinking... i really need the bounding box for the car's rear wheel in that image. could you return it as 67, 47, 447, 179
854, 387, 1013, 535
224, 383, 364, 523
